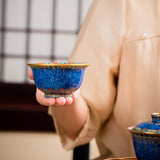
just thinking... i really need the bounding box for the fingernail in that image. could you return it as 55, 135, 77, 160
66, 97, 73, 104
57, 98, 66, 105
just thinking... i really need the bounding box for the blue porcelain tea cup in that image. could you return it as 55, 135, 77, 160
28, 62, 89, 98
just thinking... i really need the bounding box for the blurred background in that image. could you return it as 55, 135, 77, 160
0, 0, 100, 160
0, 0, 92, 83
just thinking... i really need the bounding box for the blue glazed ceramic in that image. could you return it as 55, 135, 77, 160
128, 113, 160, 160
28, 62, 89, 98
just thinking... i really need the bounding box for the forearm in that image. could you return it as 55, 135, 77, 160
51, 95, 89, 140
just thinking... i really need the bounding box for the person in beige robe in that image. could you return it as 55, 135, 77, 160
29, 0, 160, 159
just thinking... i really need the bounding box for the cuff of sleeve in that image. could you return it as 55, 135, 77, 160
48, 106, 99, 151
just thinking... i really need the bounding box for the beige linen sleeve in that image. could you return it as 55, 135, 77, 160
49, 0, 125, 150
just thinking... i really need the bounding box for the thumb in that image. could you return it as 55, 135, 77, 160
28, 69, 34, 80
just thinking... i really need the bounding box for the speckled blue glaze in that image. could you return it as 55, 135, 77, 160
28, 62, 89, 98
131, 133, 160, 160
32, 68, 84, 97
129, 113, 160, 160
